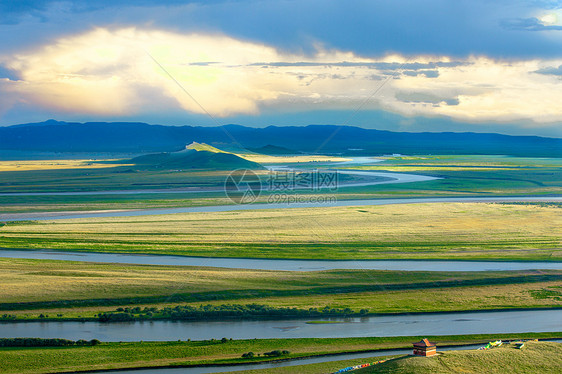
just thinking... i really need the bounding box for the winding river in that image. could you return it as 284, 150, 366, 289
0, 157, 433, 198
1, 310, 560, 342
2, 196, 561, 221
1, 249, 561, 271
1, 154, 559, 222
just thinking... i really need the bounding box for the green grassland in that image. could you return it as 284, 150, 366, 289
0, 334, 560, 374
0, 192, 230, 214
0, 155, 560, 373
1, 203, 560, 260
0, 166, 231, 193
340, 155, 562, 196
355, 340, 562, 374
241, 341, 562, 374
0, 258, 560, 320
373, 154, 562, 167
279, 154, 562, 198
0, 147, 348, 195
0, 172, 370, 215
0, 154, 560, 214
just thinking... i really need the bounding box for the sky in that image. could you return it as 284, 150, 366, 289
0, 0, 561, 137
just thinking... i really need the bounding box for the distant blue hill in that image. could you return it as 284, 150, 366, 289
0, 120, 560, 157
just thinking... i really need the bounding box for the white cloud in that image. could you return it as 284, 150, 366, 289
1, 27, 562, 126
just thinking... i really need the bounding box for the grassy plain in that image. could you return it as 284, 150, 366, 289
0, 258, 560, 319
239, 153, 349, 163
0, 152, 345, 194
180, 281, 562, 315
0, 335, 559, 374
237, 342, 562, 374
0, 159, 130, 172
0, 154, 560, 373
0, 154, 560, 214
343, 155, 562, 196
356, 340, 562, 374
1, 203, 560, 260
0, 166, 233, 193
0, 193, 229, 214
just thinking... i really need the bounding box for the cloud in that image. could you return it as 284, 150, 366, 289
534, 64, 562, 75
0, 64, 20, 81
2, 28, 284, 116
1, 27, 562, 127
402, 70, 439, 78
249, 61, 465, 69
0, 0, 205, 24
395, 92, 458, 105
501, 17, 562, 31
2, 0, 562, 60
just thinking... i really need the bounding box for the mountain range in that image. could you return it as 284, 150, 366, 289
1, 120, 560, 157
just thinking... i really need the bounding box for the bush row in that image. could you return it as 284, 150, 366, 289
0, 338, 100, 347
241, 350, 290, 358
98, 304, 369, 322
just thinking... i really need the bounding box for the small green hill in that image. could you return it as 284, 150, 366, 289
357, 341, 562, 374
128, 143, 263, 170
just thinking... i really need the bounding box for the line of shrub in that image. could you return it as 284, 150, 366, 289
0, 338, 100, 347
98, 304, 369, 322
241, 350, 290, 358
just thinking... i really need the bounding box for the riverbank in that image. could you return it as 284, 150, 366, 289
0, 334, 560, 374
2, 306, 562, 324
1, 258, 560, 321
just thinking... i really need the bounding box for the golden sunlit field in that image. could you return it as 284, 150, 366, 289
1, 202, 560, 260
0, 160, 129, 172
0, 257, 560, 320
239, 154, 350, 164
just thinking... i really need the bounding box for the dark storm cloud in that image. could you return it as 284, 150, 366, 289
1, 0, 561, 58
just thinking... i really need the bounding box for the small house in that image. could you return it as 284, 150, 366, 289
413, 338, 437, 357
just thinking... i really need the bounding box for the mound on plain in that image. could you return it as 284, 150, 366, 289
357, 341, 561, 374
128, 142, 264, 170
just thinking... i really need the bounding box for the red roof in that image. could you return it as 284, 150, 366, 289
413, 338, 435, 347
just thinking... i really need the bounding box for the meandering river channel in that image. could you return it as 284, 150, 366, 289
1, 310, 560, 342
